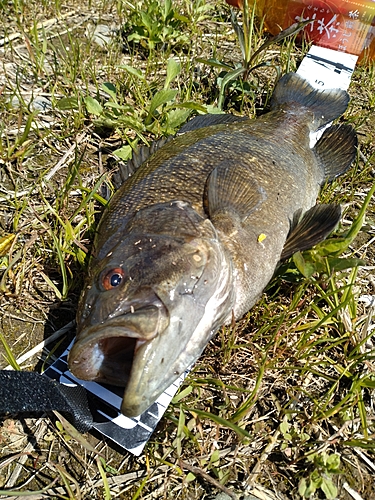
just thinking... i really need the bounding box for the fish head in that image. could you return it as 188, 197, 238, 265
68, 201, 233, 417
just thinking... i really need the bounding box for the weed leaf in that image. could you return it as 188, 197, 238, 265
56, 96, 79, 110
85, 96, 103, 116
164, 58, 181, 89
149, 89, 178, 116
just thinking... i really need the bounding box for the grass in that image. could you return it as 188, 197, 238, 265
0, 0, 375, 498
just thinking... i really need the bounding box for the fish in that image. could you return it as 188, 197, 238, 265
68, 72, 357, 417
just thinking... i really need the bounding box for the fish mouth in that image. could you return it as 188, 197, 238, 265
68, 304, 168, 386
68, 326, 149, 386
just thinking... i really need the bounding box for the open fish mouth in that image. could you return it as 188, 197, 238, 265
68, 303, 168, 386
68, 326, 150, 386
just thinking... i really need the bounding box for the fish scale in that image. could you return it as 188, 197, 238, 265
69, 72, 357, 417
106, 120, 320, 235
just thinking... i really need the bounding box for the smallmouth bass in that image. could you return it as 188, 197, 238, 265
69, 73, 357, 417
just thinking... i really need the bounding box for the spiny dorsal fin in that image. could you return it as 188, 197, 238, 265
111, 136, 172, 189
280, 204, 341, 261
314, 123, 357, 182
111, 114, 247, 189
178, 113, 248, 135
205, 162, 267, 222
271, 72, 350, 129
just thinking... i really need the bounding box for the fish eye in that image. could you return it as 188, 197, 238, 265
101, 268, 125, 290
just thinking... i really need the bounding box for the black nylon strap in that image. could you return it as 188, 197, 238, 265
0, 371, 93, 432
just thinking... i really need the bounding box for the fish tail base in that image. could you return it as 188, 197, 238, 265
271, 73, 350, 129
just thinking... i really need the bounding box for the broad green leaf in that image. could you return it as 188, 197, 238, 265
113, 145, 133, 161
293, 251, 317, 278
56, 96, 79, 110
140, 11, 153, 31
165, 108, 191, 132
175, 101, 208, 113
119, 64, 146, 80
148, 89, 178, 116
320, 477, 338, 499
279, 420, 290, 435
300, 477, 320, 497
174, 12, 190, 23
313, 237, 353, 257
326, 257, 365, 272
185, 472, 196, 482
218, 66, 246, 89
326, 453, 341, 470
104, 101, 131, 111
306, 477, 320, 496
298, 478, 307, 497
117, 114, 146, 132
217, 66, 246, 109
164, 0, 172, 21
128, 32, 143, 43
101, 82, 117, 99
85, 96, 103, 116
209, 449, 220, 465
206, 105, 224, 114
164, 58, 181, 89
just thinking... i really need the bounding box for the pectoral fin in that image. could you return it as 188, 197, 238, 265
314, 124, 357, 182
205, 162, 267, 223
281, 204, 341, 261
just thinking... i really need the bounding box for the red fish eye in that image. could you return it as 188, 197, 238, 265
102, 268, 125, 290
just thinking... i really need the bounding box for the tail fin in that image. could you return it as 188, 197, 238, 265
270, 73, 350, 129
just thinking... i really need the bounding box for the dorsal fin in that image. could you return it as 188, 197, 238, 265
178, 113, 248, 134
280, 204, 341, 261
111, 136, 172, 189
111, 113, 247, 190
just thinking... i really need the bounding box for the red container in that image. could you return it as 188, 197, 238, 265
253, 0, 375, 60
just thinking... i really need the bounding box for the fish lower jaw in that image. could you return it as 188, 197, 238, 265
121, 394, 154, 418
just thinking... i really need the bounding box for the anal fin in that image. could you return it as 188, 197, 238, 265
281, 204, 341, 261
